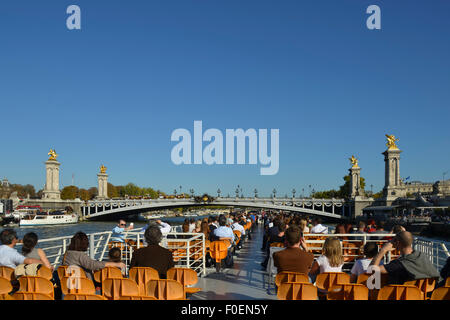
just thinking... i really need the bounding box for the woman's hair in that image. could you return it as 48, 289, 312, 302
200, 221, 210, 236
322, 237, 343, 267
299, 219, 308, 231
334, 224, 346, 235
68, 232, 89, 252
108, 247, 122, 262
22, 232, 38, 255
145, 225, 162, 245
196, 220, 202, 229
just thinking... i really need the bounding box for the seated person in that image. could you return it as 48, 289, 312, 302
0, 229, 42, 268
129, 225, 174, 278
310, 218, 328, 234
437, 257, 450, 287
273, 225, 313, 274
111, 219, 134, 243
350, 242, 380, 282
309, 237, 344, 282
108, 247, 125, 275
369, 231, 440, 285
213, 215, 235, 267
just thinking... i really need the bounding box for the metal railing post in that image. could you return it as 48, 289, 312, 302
89, 234, 95, 259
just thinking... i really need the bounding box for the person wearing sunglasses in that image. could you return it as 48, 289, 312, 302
111, 219, 134, 243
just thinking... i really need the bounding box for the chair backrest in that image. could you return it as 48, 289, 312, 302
12, 292, 53, 300
0, 266, 15, 281
145, 279, 185, 300
57, 265, 87, 279
209, 241, 229, 262
404, 278, 438, 298
327, 284, 369, 300
128, 267, 160, 296
60, 276, 96, 295
430, 286, 450, 300
342, 241, 362, 262
446, 277, 450, 287
277, 282, 317, 300
18, 276, 54, 298
36, 266, 53, 281
93, 266, 123, 284
64, 293, 107, 300
233, 230, 241, 244
102, 278, 139, 300
275, 272, 309, 287
0, 277, 12, 295
270, 242, 285, 248
166, 267, 198, 287
315, 272, 350, 291
119, 295, 158, 300
377, 285, 423, 300
356, 272, 389, 288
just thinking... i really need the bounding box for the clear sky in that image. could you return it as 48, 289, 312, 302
0, 0, 449, 197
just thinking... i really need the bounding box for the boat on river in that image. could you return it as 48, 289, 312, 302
19, 211, 79, 226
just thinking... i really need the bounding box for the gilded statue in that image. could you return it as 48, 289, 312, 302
385, 134, 399, 150
349, 155, 358, 168
48, 149, 58, 161
100, 164, 107, 174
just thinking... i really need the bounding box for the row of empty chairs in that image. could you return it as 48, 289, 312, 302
275, 271, 450, 300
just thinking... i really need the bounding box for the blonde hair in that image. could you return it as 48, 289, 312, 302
322, 237, 343, 267
299, 219, 308, 232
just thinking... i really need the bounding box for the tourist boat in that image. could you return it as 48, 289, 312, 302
19, 211, 79, 226
146, 214, 164, 219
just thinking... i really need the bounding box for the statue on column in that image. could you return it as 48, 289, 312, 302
385, 134, 399, 150
349, 155, 359, 167
48, 149, 58, 161
100, 164, 107, 174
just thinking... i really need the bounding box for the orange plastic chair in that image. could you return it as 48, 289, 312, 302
128, 267, 160, 296
209, 241, 229, 272
64, 293, 107, 300
57, 265, 87, 279
270, 242, 285, 248
60, 276, 96, 295
446, 277, 450, 287
342, 241, 362, 262
377, 285, 423, 300
233, 230, 241, 245
93, 267, 123, 285
0, 266, 15, 281
119, 295, 158, 300
430, 286, 450, 300
167, 267, 201, 295
327, 284, 369, 300
275, 272, 309, 287
17, 276, 54, 299
36, 266, 53, 281
102, 278, 140, 300
145, 279, 186, 300
12, 292, 53, 300
0, 277, 13, 299
356, 272, 389, 300
404, 278, 438, 300
315, 272, 350, 293
277, 282, 317, 300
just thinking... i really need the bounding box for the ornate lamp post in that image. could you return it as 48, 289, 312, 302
292, 188, 296, 198
272, 188, 277, 198
189, 188, 194, 197
254, 188, 258, 198
174, 189, 177, 197
217, 188, 221, 198
235, 186, 240, 199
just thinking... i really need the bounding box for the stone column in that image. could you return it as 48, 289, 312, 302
349, 165, 361, 198
97, 173, 108, 199
43, 160, 61, 200
382, 148, 405, 200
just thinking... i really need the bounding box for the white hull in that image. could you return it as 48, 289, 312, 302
20, 214, 79, 226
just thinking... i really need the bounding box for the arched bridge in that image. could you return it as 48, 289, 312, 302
81, 197, 348, 220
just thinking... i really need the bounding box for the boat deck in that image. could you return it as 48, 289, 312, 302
191, 225, 276, 300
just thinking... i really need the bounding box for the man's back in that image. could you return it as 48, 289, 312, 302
273, 247, 314, 274
130, 245, 174, 278
0, 245, 26, 268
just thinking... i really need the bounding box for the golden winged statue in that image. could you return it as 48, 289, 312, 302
48, 149, 58, 161
385, 134, 399, 150
349, 155, 358, 168
100, 164, 107, 174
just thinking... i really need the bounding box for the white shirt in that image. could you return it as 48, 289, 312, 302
316, 255, 343, 273
0, 245, 26, 268
188, 223, 196, 233
311, 224, 328, 234
159, 222, 171, 235
351, 258, 382, 276
231, 222, 245, 236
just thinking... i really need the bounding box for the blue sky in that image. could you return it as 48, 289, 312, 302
0, 0, 449, 197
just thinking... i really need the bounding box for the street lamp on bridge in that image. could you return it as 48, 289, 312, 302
254, 188, 258, 198
217, 188, 221, 198
189, 188, 194, 197
292, 188, 296, 198
272, 188, 277, 198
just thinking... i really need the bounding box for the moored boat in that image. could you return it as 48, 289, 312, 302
19, 211, 79, 226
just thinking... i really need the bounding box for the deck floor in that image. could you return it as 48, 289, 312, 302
190, 224, 277, 300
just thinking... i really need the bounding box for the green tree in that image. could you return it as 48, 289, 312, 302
61, 186, 79, 200
107, 183, 119, 198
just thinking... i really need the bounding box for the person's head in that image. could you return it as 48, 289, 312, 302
200, 221, 210, 235
108, 247, 122, 262
22, 232, 38, 255
363, 242, 379, 258
0, 229, 18, 246
344, 223, 353, 233
392, 225, 406, 234
218, 215, 227, 227
118, 219, 126, 228
322, 237, 343, 267
277, 222, 286, 233
195, 220, 202, 229
334, 224, 346, 234
392, 231, 413, 251
299, 218, 307, 231
189, 218, 195, 224
313, 218, 322, 226
144, 225, 162, 245
285, 225, 302, 247
68, 232, 89, 252
376, 221, 385, 230
358, 221, 366, 230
